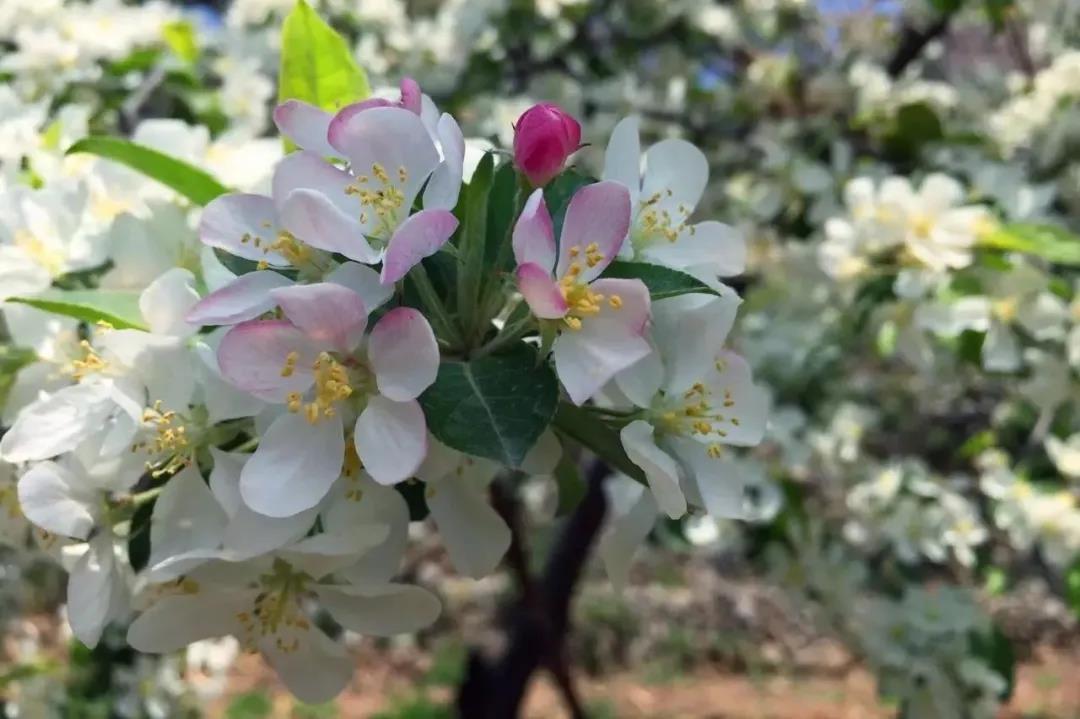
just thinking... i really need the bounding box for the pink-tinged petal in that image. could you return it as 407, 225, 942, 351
271, 150, 356, 218
400, 77, 422, 114
240, 412, 345, 517
327, 98, 394, 135
273, 100, 335, 158
270, 283, 367, 352
327, 106, 439, 206
185, 271, 293, 326
217, 320, 317, 402
278, 189, 380, 263
588, 278, 650, 336
553, 313, 651, 405
515, 263, 567, 319
556, 181, 631, 282
380, 209, 458, 285
422, 113, 465, 211
512, 189, 556, 269
198, 194, 290, 267
368, 308, 438, 401
354, 397, 428, 485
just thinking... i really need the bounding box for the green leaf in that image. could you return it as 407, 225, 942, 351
485, 159, 520, 269
7, 290, 146, 330
162, 20, 199, 64
455, 152, 495, 343
982, 223, 1080, 265
885, 102, 943, 159
601, 261, 721, 300
278, 0, 370, 112
67, 137, 228, 207
553, 403, 645, 483
554, 454, 585, 515
419, 346, 558, 467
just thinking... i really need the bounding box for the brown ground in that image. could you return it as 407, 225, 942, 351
210, 645, 1080, 718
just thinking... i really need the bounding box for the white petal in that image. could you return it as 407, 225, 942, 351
148, 465, 229, 568
240, 412, 344, 517
260, 625, 353, 705
599, 475, 657, 590
603, 116, 642, 204
185, 271, 294, 326
17, 460, 97, 539
127, 589, 249, 653
140, 268, 200, 337
326, 261, 394, 313
68, 536, 122, 647
620, 420, 686, 518
553, 315, 651, 405
315, 583, 440, 636
353, 397, 427, 485
0, 384, 117, 463
428, 475, 510, 577
323, 476, 410, 585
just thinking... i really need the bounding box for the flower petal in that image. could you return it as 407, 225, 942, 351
260, 625, 353, 704
217, 320, 317, 402
271, 150, 356, 217
18, 460, 96, 539
327, 106, 439, 207
599, 474, 657, 589
239, 412, 345, 517
127, 589, 249, 653
199, 194, 289, 267
140, 268, 199, 337
554, 313, 651, 405
278, 188, 380, 263
271, 282, 367, 352
642, 138, 708, 211
602, 116, 642, 204
620, 420, 686, 518
423, 113, 465, 211
641, 221, 746, 277
702, 351, 768, 446
556, 181, 631, 282
315, 583, 440, 636
354, 397, 427, 485
323, 476, 410, 585
380, 209, 458, 285
148, 465, 228, 568
427, 474, 510, 577
515, 262, 567, 319
68, 536, 123, 647
325, 261, 394, 313
368, 308, 439, 401
512, 189, 556, 269
186, 271, 294, 327
273, 100, 336, 158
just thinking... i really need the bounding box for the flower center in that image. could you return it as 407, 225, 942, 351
652, 375, 740, 459
631, 190, 691, 252
249, 230, 312, 270
70, 339, 108, 379
557, 244, 622, 331
283, 352, 356, 424
236, 558, 313, 653
132, 400, 200, 477
345, 162, 408, 240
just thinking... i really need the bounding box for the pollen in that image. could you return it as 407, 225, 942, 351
71, 340, 107, 379
286, 353, 354, 424
345, 162, 407, 238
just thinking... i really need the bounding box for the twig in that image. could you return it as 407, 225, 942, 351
886, 15, 951, 78
457, 463, 609, 718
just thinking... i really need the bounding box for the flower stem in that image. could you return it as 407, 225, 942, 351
408, 262, 465, 350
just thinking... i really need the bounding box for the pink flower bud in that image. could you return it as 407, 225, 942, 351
513, 103, 582, 187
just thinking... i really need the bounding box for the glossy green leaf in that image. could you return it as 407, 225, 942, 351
162, 20, 199, 64
7, 290, 147, 330
419, 346, 558, 467
602, 261, 721, 300
455, 152, 495, 342
278, 0, 370, 111
67, 136, 228, 206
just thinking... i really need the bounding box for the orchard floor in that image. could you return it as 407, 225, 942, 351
212, 645, 1080, 718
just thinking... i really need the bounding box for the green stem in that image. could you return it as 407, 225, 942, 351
474, 312, 536, 358
409, 263, 465, 350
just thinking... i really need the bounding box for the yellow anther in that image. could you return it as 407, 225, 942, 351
564, 316, 583, 331
707, 444, 723, 459
608, 295, 623, 309
71, 340, 107, 379
280, 351, 299, 377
